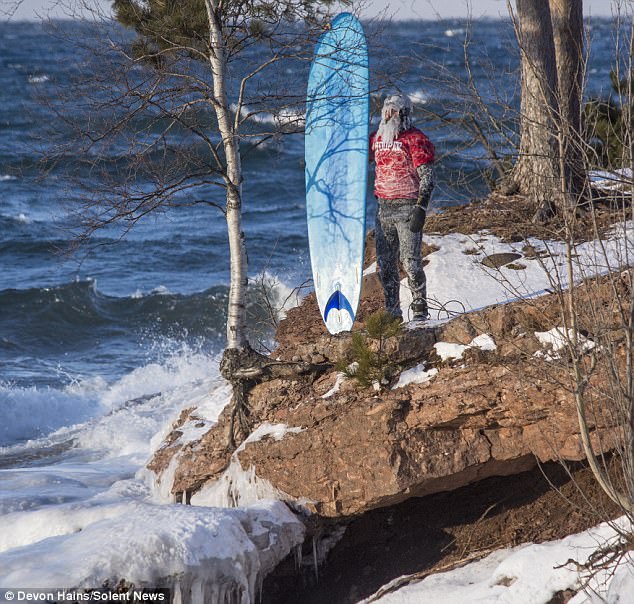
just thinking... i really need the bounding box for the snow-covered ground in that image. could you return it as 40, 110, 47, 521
362, 519, 634, 604
2, 222, 634, 602
590, 168, 633, 193
402, 221, 634, 322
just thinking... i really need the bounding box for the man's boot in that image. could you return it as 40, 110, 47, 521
411, 300, 429, 322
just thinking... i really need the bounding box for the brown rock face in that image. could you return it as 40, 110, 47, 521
148, 281, 619, 518
228, 360, 608, 518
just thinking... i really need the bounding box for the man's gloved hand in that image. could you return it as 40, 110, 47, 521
408, 205, 426, 233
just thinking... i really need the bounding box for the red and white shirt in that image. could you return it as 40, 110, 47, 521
370, 127, 435, 200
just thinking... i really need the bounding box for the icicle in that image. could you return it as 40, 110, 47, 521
191, 578, 204, 604
172, 580, 182, 604
312, 535, 319, 582
294, 543, 302, 571
256, 573, 263, 604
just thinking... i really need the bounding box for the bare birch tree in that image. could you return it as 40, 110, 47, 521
44, 0, 343, 444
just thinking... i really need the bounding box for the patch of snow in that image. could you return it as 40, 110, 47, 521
253, 271, 303, 321
470, 334, 497, 351
240, 423, 304, 449
434, 334, 497, 362
589, 168, 632, 192
322, 373, 346, 398
393, 363, 439, 389
534, 327, 596, 360
434, 341, 468, 361
364, 261, 377, 276
416, 225, 634, 323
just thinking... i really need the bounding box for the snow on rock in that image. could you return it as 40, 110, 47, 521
434, 334, 497, 362
0, 500, 304, 602
322, 373, 346, 398
144, 379, 232, 504
471, 334, 497, 351
364, 261, 377, 276
240, 423, 305, 449
365, 519, 632, 604
434, 341, 469, 361
393, 363, 439, 389
534, 327, 596, 361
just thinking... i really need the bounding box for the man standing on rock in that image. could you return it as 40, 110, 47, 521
370, 93, 435, 322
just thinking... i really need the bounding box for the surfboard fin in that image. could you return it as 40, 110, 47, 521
324, 290, 355, 323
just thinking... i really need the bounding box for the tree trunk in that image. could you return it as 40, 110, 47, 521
550, 0, 587, 207
205, 0, 249, 351
511, 0, 561, 220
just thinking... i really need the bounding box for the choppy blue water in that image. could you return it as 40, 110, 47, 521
0, 17, 616, 444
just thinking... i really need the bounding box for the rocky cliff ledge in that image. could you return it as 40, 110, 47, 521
147, 266, 621, 519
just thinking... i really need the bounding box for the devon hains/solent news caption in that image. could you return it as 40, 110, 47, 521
1, 590, 170, 603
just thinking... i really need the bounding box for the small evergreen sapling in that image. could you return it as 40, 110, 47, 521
337, 310, 403, 388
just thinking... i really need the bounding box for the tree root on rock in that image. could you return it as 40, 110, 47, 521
220, 346, 329, 449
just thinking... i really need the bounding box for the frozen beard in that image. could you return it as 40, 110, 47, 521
377, 111, 401, 146
376, 94, 413, 145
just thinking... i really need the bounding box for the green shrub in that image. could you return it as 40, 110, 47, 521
337, 310, 402, 388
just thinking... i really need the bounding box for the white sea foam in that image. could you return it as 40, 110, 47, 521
0, 346, 223, 488
27, 74, 49, 84
444, 27, 466, 37
0, 174, 17, 182
0, 383, 104, 447
75, 350, 222, 460
0, 344, 295, 594
253, 271, 304, 321
231, 103, 305, 128
275, 107, 305, 128
150, 284, 171, 295
14, 213, 30, 223
409, 89, 430, 105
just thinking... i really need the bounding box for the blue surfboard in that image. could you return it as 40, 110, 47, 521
305, 13, 369, 334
